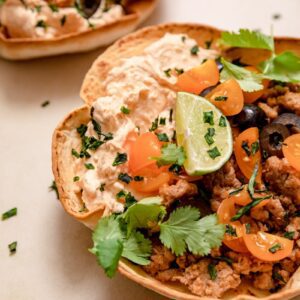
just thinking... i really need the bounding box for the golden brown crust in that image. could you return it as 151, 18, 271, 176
0, 0, 157, 60
52, 23, 300, 299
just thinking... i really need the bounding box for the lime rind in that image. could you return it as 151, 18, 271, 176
176, 92, 233, 175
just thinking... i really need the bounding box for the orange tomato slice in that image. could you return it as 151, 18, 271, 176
207, 79, 244, 116
176, 60, 219, 94
243, 66, 270, 104
243, 228, 294, 262
234, 127, 262, 183
282, 134, 300, 172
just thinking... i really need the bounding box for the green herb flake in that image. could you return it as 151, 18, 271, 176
245, 223, 251, 234
77, 124, 88, 137
60, 15, 66, 26
41, 100, 50, 107
35, 4, 42, 12
36, 20, 47, 28
48, 3, 59, 12
118, 173, 132, 184
8, 241, 17, 254
120, 106, 130, 114
269, 243, 282, 253
169, 109, 173, 122
49, 181, 59, 199
273, 271, 285, 283
73, 176, 80, 182
156, 133, 169, 142
71, 148, 80, 158
190, 45, 199, 55
214, 96, 228, 101
149, 118, 159, 132
205, 40, 212, 49
219, 116, 227, 127
175, 68, 184, 75
283, 231, 295, 240
112, 153, 128, 166
168, 164, 182, 174
204, 127, 215, 145
159, 118, 166, 125
214, 256, 233, 265
181, 36, 186, 43
225, 224, 237, 236
203, 111, 214, 125
164, 69, 171, 77
207, 147, 221, 159
85, 163, 95, 170
251, 141, 260, 155
208, 263, 217, 281
242, 141, 251, 156
99, 183, 105, 192
2, 207, 17, 220
133, 176, 144, 182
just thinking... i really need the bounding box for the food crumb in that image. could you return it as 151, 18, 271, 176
272, 13, 281, 20
41, 100, 50, 107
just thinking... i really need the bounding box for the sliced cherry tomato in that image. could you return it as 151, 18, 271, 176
128, 132, 162, 174
176, 60, 219, 94
243, 228, 294, 262
230, 185, 252, 206
282, 134, 300, 172
123, 131, 139, 152
217, 198, 249, 253
129, 172, 171, 194
243, 66, 270, 104
234, 127, 262, 183
207, 79, 244, 116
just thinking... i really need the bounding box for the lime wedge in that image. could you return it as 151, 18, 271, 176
176, 92, 233, 175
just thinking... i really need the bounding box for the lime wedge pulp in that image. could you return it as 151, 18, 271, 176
176, 92, 233, 175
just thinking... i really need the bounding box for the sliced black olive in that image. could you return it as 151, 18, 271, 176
273, 113, 300, 134
232, 104, 268, 130
200, 84, 218, 97
77, 0, 101, 18
260, 123, 290, 158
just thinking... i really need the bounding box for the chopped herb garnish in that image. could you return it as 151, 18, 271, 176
168, 164, 182, 174
77, 124, 88, 137
207, 147, 221, 159
35, 4, 42, 12
41, 100, 50, 107
159, 118, 166, 125
205, 40, 212, 49
245, 223, 251, 234
36, 20, 47, 28
164, 68, 171, 77
99, 183, 105, 192
2, 207, 17, 220
251, 141, 260, 155
124, 192, 137, 208
181, 36, 186, 42
118, 173, 132, 184
156, 133, 169, 142
8, 241, 17, 254
49, 181, 59, 199
102, 132, 113, 141
248, 163, 259, 197
73, 176, 80, 182
48, 3, 59, 12
169, 109, 173, 122
229, 186, 244, 196
242, 141, 251, 156
283, 231, 294, 240
112, 153, 128, 166
175, 68, 184, 75
133, 176, 144, 182
149, 118, 159, 132
219, 116, 227, 127
71, 148, 80, 158
262, 149, 269, 159
92, 119, 102, 139
190, 45, 199, 55
269, 243, 282, 253
85, 163, 95, 170
60, 15, 66, 26
214, 96, 228, 101
203, 111, 214, 125
273, 271, 285, 283
225, 224, 237, 236
204, 131, 215, 145
116, 190, 126, 199
153, 143, 186, 167
79, 203, 87, 213
208, 263, 217, 280
120, 106, 130, 114
214, 256, 233, 265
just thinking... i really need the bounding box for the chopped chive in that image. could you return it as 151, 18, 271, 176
116, 190, 126, 199
269, 243, 282, 253
118, 173, 132, 184
79, 203, 87, 213
242, 141, 251, 156
207, 146, 221, 159
99, 183, 105, 192
35, 5, 42, 12
73, 176, 80, 182
149, 118, 159, 132
229, 186, 244, 196
124, 192, 137, 208
84, 163, 95, 170
8, 241, 17, 254
120, 106, 130, 114
133, 176, 144, 181
49, 181, 59, 199
245, 223, 251, 234
283, 231, 295, 240
251, 141, 260, 155
203, 111, 214, 125
205, 40, 212, 49
219, 116, 227, 127
156, 133, 169, 142
214, 96, 228, 101
273, 271, 285, 283
181, 36, 186, 42
41, 100, 50, 107
71, 148, 80, 158
169, 109, 173, 122
175, 68, 184, 75
204, 132, 214, 145
159, 118, 166, 125
208, 264, 217, 280
214, 256, 233, 265
48, 3, 59, 12
77, 124, 88, 137
36, 20, 47, 28
60, 15, 66, 26
112, 152, 127, 166
190, 45, 199, 55
225, 224, 237, 236
2, 208, 17, 220
164, 68, 171, 77
168, 164, 182, 174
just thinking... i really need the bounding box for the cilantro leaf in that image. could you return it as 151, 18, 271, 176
260, 52, 300, 83
220, 58, 264, 92
90, 216, 123, 278
122, 231, 152, 265
153, 143, 186, 167
122, 197, 166, 235
220, 29, 274, 51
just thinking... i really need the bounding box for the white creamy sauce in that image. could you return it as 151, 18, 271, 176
72, 33, 218, 214
0, 0, 123, 39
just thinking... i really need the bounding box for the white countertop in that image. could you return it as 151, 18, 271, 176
0, 0, 299, 299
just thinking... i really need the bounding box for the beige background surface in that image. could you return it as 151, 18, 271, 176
0, 0, 299, 299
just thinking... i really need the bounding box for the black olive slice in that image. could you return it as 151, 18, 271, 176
273, 113, 300, 134
77, 0, 102, 19
232, 104, 268, 130
260, 123, 290, 158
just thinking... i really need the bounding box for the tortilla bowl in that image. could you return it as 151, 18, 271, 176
52, 23, 300, 299
0, 0, 157, 60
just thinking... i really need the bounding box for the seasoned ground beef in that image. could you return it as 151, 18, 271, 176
278, 92, 300, 115
253, 272, 275, 290
258, 102, 278, 119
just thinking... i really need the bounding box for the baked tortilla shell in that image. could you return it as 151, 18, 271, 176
53, 23, 300, 299
0, 0, 157, 60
